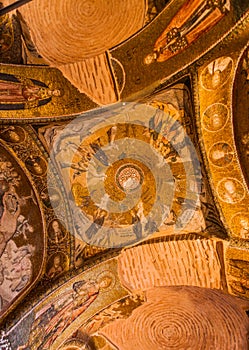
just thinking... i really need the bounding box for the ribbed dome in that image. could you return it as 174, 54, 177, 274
20, 0, 146, 65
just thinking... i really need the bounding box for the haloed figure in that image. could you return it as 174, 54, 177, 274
85, 208, 107, 240
49, 220, 65, 243
202, 57, 233, 90
239, 218, 249, 239
222, 180, 242, 203
25, 155, 46, 176
47, 254, 63, 278
210, 113, 223, 130
210, 143, 233, 166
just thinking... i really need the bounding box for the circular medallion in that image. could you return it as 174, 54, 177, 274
116, 164, 144, 192
230, 212, 249, 239
208, 142, 233, 167
202, 103, 229, 132
201, 56, 233, 91
217, 178, 245, 204
48, 103, 201, 248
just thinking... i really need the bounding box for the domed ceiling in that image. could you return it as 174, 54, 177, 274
0, 0, 249, 349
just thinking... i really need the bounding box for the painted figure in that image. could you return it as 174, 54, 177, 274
0, 126, 25, 143
0, 8, 14, 54
209, 143, 233, 167
4, 241, 33, 293
18, 278, 105, 349
0, 150, 42, 317
48, 220, 66, 244
201, 56, 233, 90
25, 155, 47, 176
0, 183, 20, 258
0, 73, 61, 110
145, 0, 230, 65
85, 208, 107, 240
239, 218, 249, 239
90, 138, 109, 166
218, 179, 244, 204
202, 103, 228, 131
47, 254, 63, 279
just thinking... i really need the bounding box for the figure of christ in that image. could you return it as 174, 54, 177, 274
0, 189, 20, 258
0, 74, 61, 109
39, 280, 100, 349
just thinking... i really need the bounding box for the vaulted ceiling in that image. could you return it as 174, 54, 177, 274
0, 1, 249, 349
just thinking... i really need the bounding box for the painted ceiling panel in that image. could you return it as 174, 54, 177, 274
0, 1, 249, 349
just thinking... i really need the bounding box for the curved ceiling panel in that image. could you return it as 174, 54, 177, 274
0, 140, 45, 319
232, 45, 249, 190
20, 0, 146, 65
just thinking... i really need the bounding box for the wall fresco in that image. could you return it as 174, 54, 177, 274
0, 1, 249, 349
0, 140, 45, 319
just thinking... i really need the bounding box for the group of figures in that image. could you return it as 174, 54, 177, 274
46, 83, 205, 249
1, 1, 249, 349
3, 270, 116, 350
0, 144, 44, 317
200, 55, 249, 240
0, 123, 73, 285
0, 0, 232, 110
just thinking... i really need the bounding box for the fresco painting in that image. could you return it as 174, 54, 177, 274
0, 1, 249, 349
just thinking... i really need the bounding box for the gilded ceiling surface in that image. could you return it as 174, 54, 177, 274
0, 0, 249, 349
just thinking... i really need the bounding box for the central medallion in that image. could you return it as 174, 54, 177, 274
116, 164, 144, 192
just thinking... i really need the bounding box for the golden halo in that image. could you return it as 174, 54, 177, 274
96, 270, 116, 292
